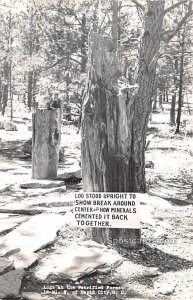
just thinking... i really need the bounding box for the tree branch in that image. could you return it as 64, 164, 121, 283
46, 56, 81, 70
164, 0, 189, 15
130, 0, 145, 11
163, 2, 193, 43
120, 5, 136, 9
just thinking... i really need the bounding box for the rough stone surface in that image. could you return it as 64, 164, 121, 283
0, 258, 13, 275
0, 184, 13, 193
35, 240, 122, 281
2, 190, 71, 213
4, 121, 18, 131
25, 186, 66, 197
0, 214, 29, 234
22, 292, 78, 300
58, 166, 82, 180
124, 299, 154, 300
0, 214, 68, 269
20, 180, 65, 189
115, 260, 160, 281
0, 208, 43, 215
141, 193, 172, 208
23, 138, 32, 154
0, 269, 24, 299
155, 282, 176, 296
145, 161, 154, 168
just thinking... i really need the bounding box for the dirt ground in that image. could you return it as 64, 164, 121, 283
0, 110, 193, 300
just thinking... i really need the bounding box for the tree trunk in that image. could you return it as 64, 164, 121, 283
32, 71, 37, 107
181, 94, 184, 107
10, 60, 13, 120
0, 78, 2, 111
132, 0, 165, 188
153, 96, 157, 112
32, 108, 61, 179
27, 71, 37, 109
122, 56, 128, 78
81, 0, 165, 250
81, 14, 87, 73
159, 94, 163, 111
152, 88, 157, 112
27, 9, 37, 110
81, 30, 140, 249
2, 62, 9, 116
163, 89, 166, 103
166, 90, 169, 102
9, 10, 13, 121
28, 71, 33, 109
170, 94, 176, 125
176, 33, 185, 133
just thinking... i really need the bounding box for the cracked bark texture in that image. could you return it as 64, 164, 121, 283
32, 108, 61, 179
132, 0, 165, 191
81, 1, 165, 249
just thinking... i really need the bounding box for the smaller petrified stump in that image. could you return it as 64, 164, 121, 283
32, 109, 61, 179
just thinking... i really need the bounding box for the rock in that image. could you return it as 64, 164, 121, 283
25, 186, 66, 197
0, 214, 68, 269
142, 193, 172, 208
23, 138, 32, 154
143, 267, 159, 277
124, 299, 151, 300
18, 154, 32, 160
4, 121, 18, 131
74, 168, 82, 179
0, 184, 13, 193
58, 166, 82, 180
0, 208, 43, 216
35, 240, 122, 281
11, 171, 30, 175
0, 258, 13, 275
140, 204, 155, 227
28, 125, 33, 131
22, 292, 55, 300
155, 282, 176, 296
0, 269, 25, 299
5, 251, 38, 270
2, 191, 73, 214
0, 214, 29, 235
0, 164, 15, 171
20, 179, 65, 189
187, 190, 193, 202
22, 292, 79, 300
145, 161, 154, 168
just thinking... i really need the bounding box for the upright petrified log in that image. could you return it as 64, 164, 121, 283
32, 108, 61, 179
81, 1, 165, 249
81, 30, 140, 249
